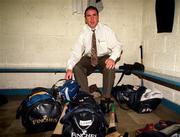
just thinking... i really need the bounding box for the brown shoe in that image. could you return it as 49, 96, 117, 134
154, 120, 177, 130
136, 123, 155, 135
89, 84, 102, 98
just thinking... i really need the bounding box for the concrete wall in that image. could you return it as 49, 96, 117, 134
0, 0, 179, 104
142, 0, 180, 105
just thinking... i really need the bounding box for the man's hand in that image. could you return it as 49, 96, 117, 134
65, 69, 73, 80
105, 58, 115, 69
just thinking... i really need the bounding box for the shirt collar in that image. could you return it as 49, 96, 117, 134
86, 23, 100, 31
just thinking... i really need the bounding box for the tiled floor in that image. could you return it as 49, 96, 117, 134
0, 96, 179, 137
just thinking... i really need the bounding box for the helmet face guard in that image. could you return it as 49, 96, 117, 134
59, 80, 80, 102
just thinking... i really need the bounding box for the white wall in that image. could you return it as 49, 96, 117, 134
0, 0, 143, 89
0, 0, 142, 68
142, 0, 180, 104
0, 0, 83, 68
0, 0, 179, 104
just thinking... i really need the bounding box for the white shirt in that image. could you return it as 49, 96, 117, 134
66, 23, 122, 70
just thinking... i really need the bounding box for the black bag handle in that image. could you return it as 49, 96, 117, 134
51, 79, 67, 98
115, 72, 125, 86
51, 79, 75, 90
51, 79, 66, 89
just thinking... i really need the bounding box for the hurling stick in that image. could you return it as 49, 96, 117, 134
106, 104, 121, 137
140, 45, 144, 86
51, 104, 68, 137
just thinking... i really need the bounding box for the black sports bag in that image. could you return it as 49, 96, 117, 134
61, 91, 107, 137
16, 87, 62, 133
112, 84, 163, 113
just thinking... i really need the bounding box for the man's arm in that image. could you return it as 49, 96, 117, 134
109, 32, 122, 62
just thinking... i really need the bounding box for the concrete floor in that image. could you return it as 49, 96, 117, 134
0, 96, 179, 137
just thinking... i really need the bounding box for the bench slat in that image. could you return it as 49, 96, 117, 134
132, 70, 180, 91
0, 68, 179, 91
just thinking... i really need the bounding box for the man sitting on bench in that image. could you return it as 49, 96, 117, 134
65, 6, 122, 107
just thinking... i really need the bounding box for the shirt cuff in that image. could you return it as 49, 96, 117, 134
109, 54, 118, 62
66, 65, 73, 71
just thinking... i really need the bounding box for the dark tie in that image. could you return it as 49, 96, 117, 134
91, 30, 98, 66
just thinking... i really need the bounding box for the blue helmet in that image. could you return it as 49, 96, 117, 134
59, 80, 80, 102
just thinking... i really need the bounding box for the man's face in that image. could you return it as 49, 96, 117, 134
85, 9, 99, 29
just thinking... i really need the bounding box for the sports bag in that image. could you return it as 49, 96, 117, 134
61, 91, 107, 137
51, 79, 80, 103
111, 84, 163, 113
16, 87, 62, 133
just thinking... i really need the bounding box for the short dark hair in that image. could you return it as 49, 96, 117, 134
84, 6, 99, 17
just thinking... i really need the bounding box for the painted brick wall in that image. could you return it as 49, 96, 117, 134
0, 0, 143, 89
142, 0, 180, 105
0, 0, 83, 68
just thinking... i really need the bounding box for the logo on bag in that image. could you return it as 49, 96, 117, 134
141, 108, 152, 113
32, 115, 58, 125
71, 132, 97, 137
71, 117, 96, 137
80, 120, 92, 126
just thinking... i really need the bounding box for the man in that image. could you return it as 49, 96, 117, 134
65, 6, 122, 100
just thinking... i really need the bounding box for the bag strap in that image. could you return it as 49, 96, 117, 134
51, 79, 66, 98
52, 79, 66, 89
115, 72, 125, 86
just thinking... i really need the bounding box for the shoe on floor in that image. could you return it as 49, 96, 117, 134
154, 120, 177, 130
136, 123, 155, 136
89, 84, 102, 98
